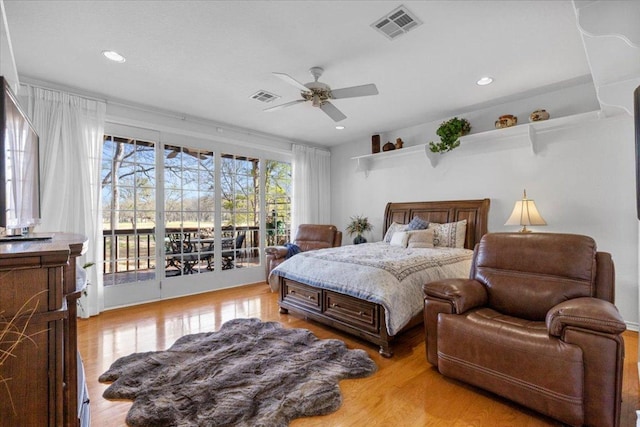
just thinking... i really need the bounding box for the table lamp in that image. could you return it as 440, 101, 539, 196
505, 189, 547, 232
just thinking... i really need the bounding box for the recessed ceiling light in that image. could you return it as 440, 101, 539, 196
476, 76, 493, 86
335, 126, 345, 130
102, 50, 126, 63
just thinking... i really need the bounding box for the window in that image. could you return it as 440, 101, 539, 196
101, 136, 157, 286
220, 154, 259, 270
164, 145, 215, 275
265, 160, 292, 246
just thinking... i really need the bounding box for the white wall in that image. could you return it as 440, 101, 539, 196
330, 102, 638, 327
0, 0, 19, 92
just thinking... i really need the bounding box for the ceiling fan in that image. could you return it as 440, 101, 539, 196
264, 66, 378, 122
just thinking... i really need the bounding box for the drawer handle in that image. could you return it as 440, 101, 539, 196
290, 290, 295, 294
358, 311, 364, 316
307, 295, 314, 300
331, 303, 339, 308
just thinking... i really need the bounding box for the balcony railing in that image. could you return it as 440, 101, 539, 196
102, 226, 288, 278
103, 228, 155, 275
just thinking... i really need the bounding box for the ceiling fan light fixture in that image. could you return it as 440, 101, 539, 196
102, 50, 126, 63
267, 66, 377, 122
476, 76, 494, 86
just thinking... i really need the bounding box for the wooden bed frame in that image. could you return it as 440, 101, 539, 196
277, 198, 490, 357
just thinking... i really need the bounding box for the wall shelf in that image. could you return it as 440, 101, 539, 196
352, 110, 602, 172
352, 144, 430, 175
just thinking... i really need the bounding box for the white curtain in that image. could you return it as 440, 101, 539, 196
291, 144, 331, 234
4, 96, 39, 228
25, 86, 106, 317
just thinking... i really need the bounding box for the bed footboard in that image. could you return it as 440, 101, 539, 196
278, 276, 399, 357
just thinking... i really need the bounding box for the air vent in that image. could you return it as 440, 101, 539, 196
250, 90, 280, 103
372, 5, 422, 40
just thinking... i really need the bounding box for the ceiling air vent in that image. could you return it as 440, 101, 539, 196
250, 90, 280, 103
372, 5, 422, 40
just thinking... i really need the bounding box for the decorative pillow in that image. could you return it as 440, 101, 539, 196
389, 231, 409, 247
428, 219, 467, 248
406, 216, 429, 231
383, 222, 408, 243
407, 229, 435, 248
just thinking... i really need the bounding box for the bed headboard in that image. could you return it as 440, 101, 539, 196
383, 199, 490, 250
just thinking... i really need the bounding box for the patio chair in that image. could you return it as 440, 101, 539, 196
222, 232, 246, 270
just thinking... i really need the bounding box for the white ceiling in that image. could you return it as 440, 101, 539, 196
3, 0, 593, 147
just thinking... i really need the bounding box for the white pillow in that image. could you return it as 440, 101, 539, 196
383, 222, 407, 243
389, 231, 409, 247
428, 220, 467, 248
407, 229, 435, 248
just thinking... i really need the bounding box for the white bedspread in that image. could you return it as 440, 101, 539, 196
268, 242, 473, 336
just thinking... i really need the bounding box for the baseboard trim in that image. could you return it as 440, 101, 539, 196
626, 321, 639, 332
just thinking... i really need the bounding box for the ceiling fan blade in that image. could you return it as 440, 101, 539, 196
331, 83, 379, 99
273, 72, 310, 92
263, 99, 306, 112
320, 101, 347, 122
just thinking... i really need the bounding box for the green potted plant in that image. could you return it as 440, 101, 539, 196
346, 215, 372, 244
428, 117, 471, 153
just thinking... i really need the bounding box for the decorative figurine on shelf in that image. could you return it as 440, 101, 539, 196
529, 109, 550, 122
495, 114, 518, 129
346, 215, 372, 245
382, 141, 395, 151
395, 138, 404, 149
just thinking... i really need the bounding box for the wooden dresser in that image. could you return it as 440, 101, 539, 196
0, 233, 88, 426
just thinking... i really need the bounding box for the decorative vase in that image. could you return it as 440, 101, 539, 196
529, 109, 550, 122
382, 142, 395, 151
353, 235, 367, 245
495, 114, 517, 129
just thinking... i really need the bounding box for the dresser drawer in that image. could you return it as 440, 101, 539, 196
281, 280, 321, 312
324, 291, 379, 333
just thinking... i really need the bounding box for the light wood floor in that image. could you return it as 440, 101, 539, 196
78, 283, 640, 427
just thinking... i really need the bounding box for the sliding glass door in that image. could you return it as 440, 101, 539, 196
102, 126, 291, 308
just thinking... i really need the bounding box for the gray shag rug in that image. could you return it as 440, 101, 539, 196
99, 318, 377, 427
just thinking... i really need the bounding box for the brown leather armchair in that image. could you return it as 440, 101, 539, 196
423, 232, 626, 427
265, 224, 342, 279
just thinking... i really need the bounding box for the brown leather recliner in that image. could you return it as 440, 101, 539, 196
423, 232, 626, 427
264, 224, 342, 279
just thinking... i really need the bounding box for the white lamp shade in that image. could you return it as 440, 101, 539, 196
505, 199, 547, 226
